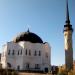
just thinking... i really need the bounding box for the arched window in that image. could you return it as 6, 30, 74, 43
35, 64, 40, 69
39, 51, 41, 56
29, 50, 31, 55
20, 49, 22, 55
18, 50, 19, 55
26, 63, 29, 69
26, 49, 27, 55
8, 50, 10, 55
34, 50, 37, 56
17, 65, 20, 70
12, 50, 15, 55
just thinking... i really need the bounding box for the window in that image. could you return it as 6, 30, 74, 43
20, 49, 22, 55
8, 50, 10, 55
18, 50, 19, 55
34, 50, 37, 56
12, 50, 15, 55
39, 51, 41, 56
26, 49, 27, 55
35, 64, 40, 69
29, 50, 31, 55
17, 65, 20, 70
26, 63, 29, 69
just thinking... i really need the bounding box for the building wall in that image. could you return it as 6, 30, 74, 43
1, 41, 51, 72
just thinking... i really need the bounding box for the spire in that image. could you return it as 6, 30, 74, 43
27, 28, 30, 32
64, 0, 73, 32
66, 0, 70, 24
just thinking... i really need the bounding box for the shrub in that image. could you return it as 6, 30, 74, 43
0, 69, 18, 75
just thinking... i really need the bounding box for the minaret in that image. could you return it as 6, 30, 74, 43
63, 0, 73, 71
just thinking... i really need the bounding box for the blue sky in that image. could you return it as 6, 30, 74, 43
0, 0, 75, 66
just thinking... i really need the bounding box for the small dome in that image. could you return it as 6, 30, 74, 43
13, 30, 43, 43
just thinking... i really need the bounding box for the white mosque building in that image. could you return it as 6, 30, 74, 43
1, 29, 51, 72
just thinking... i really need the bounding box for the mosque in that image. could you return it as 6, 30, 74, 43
1, 29, 51, 72
0, 0, 74, 72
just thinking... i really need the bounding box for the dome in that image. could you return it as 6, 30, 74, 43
13, 29, 43, 43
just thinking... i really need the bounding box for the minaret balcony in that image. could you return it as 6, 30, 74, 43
64, 25, 73, 32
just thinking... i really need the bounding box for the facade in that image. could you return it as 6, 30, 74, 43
1, 30, 51, 72
63, 0, 73, 71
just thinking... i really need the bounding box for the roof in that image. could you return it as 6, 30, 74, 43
13, 30, 43, 43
